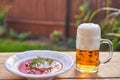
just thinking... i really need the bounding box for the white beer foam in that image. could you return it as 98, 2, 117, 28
76, 23, 101, 51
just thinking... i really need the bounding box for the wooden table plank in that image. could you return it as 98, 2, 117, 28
0, 52, 120, 80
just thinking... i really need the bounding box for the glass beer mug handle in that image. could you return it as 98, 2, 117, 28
100, 39, 113, 64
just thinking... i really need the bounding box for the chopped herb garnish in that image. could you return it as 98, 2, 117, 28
30, 56, 53, 69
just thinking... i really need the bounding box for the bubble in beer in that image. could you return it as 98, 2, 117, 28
76, 23, 101, 51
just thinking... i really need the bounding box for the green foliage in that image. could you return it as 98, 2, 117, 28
8, 28, 29, 40
0, 39, 50, 52
0, 25, 5, 36
89, 7, 120, 22
18, 33, 29, 40
0, 39, 74, 52
0, 6, 9, 36
100, 17, 120, 51
67, 38, 76, 48
9, 28, 17, 38
0, 6, 9, 25
74, 2, 92, 26
50, 30, 63, 42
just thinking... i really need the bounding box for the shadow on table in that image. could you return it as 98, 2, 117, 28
72, 69, 103, 79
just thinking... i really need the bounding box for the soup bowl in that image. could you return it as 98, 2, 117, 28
4, 50, 74, 80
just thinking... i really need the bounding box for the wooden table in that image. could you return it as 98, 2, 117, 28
0, 52, 120, 80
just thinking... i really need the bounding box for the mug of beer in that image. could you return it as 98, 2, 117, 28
76, 23, 113, 73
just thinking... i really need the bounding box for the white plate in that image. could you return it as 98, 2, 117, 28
4, 50, 74, 79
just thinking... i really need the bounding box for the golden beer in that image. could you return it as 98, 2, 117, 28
76, 23, 113, 73
76, 49, 100, 73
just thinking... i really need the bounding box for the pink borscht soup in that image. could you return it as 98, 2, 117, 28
18, 57, 63, 75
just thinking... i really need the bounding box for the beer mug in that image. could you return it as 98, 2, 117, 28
76, 23, 113, 73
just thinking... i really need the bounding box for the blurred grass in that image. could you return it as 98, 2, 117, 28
0, 39, 74, 52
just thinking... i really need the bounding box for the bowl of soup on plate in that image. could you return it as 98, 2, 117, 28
4, 50, 74, 80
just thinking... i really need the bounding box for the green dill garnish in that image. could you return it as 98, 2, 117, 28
46, 58, 53, 65
30, 56, 53, 69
